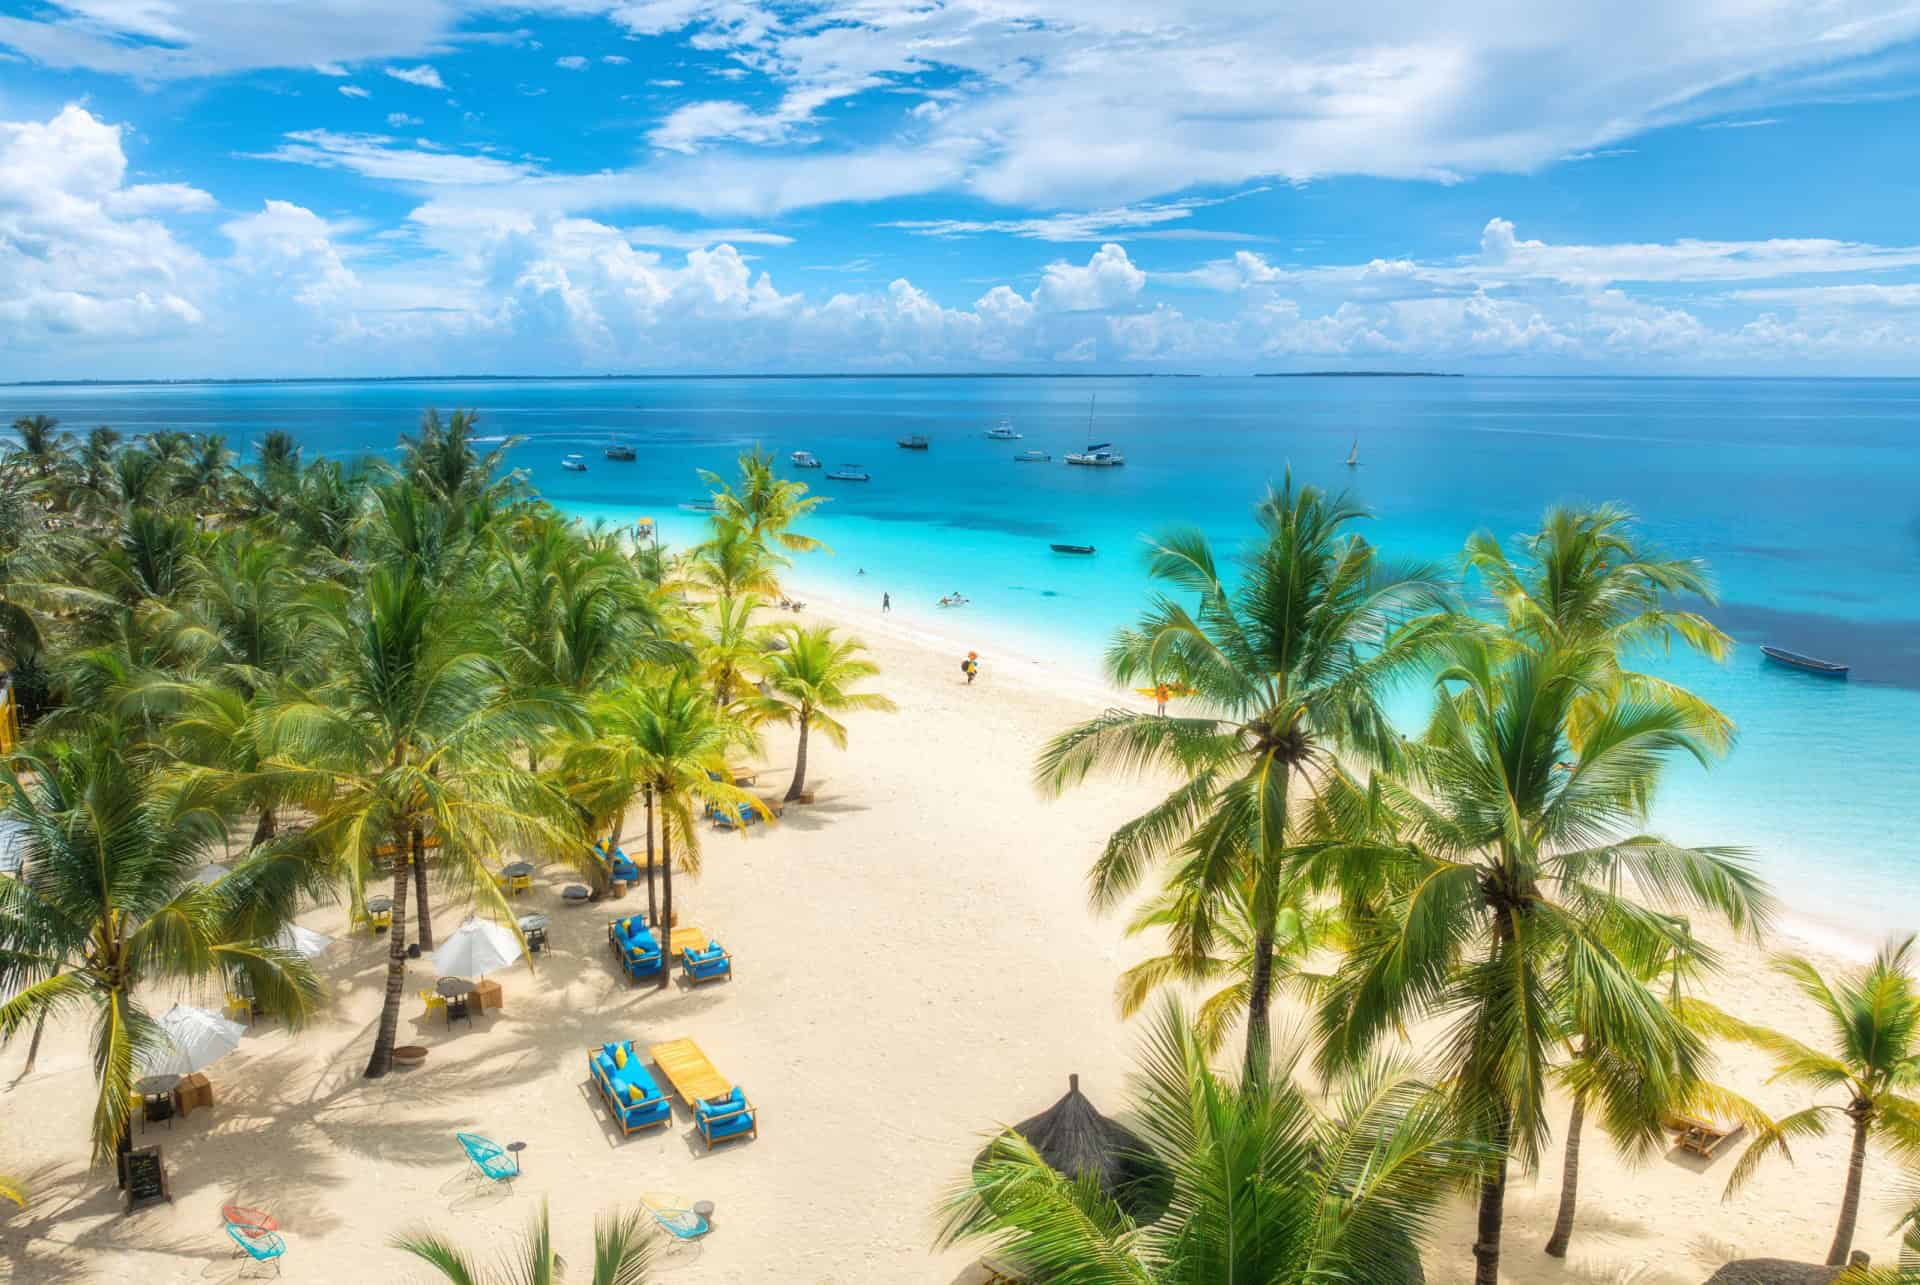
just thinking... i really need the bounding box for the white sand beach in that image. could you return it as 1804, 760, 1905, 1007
1, 584, 1905, 1284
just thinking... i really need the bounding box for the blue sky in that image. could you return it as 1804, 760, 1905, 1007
5, 1, 1920, 377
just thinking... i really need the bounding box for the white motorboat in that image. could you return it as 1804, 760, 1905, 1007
1014, 449, 1051, 462
790, 450, 821, 468
985, 419, 1022, 441
560, 453, 588, 472
826, 465, 871, 481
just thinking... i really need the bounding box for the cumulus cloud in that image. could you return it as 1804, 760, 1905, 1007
603, 54, 631, 65
1035, 244, 1146, 311
556, 55, 589, 70
384, 64, 445, 90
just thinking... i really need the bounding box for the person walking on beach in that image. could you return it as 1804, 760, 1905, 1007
882, 592, 890, 613
962, 651, 979, 684
1153, 682, 1171, 716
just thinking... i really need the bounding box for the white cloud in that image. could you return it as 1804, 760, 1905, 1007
1034, 243, 1145, 311
888, 189, 1268, 242
312, 62, 349, 77
621, 224, 794, 249
602, 54, 631, 65
384, 64, 446, 90
386, 112, 423, 127
339, 84, 371, 98
556, 55, 589, 70
1700, 117, 1782, 129
250, 130, 540, 185
648, 77, 684, 87
105, 181, 217, 215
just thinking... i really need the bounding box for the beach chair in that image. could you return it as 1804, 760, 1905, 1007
608, 915, 664, 983
369, 906, 391, 933
680, 941, 734, 985
648, 1038, 732, 1107
710, 802, 760, 831
419, 989, 447, 1020
455, 1132, 519, 1187
508, 872, 533, 896
587, 1040, 672, 1136
591, 840, 641, 886
1665, 1112, 1744, 1158
222, 1205, 278, 1233
226, 1222, 287, 1275
639, 1195, 712, 1240
694, 1087, 758, 1149
224, 992, 253, 1024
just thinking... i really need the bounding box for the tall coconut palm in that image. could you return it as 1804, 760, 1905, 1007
753, 625, 893, 801
8, 415, 68, 482
563, 672, 762, 987
398, 408, 520, 507
1699, 938, 1920, 1266
697, 593, 772, 708
1036, 478, 1457, 1073
255, 566, 583, 1075
940, 1002, 1490, 1284
1465, 503, 1734, 750
698, 446, 827, 555
0, 736, 320, 1165
392, 1199, 654, 1285
681, 521, 782, 600
1315, 634, 1773, 1285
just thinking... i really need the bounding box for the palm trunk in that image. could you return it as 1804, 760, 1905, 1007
785, 712, 811, 802
1544, 1087, 1588, 1257
20, 967, 56, 1075
643, 784, 658, 927
1826, 1106, 1873, 1265
657, 816, 673, 991
1243, 927, 1276, 1077
248, 806, 277, 850
363, 857, 412, 1078
1473, 1099, 1513, 1285
410, 824, 434, 952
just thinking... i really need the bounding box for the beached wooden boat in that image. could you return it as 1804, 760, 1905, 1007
1050, 543, 1096, 555
1761, 645, 1848, 677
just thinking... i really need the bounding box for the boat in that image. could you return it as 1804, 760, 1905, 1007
605, 443, 636, 461
897, 434, 931, 450
1014, 449, 1051, 463
1065, 394, 1125, 466
986, 420, 1022, 441
1345, 438, 1359, 468
790, 450, 821, 468
826, 465, 870, 481
561, 453, 588, 472
680, 500, 719, 513
1761, 646, 1849, 677
1050, 543, 1096, 555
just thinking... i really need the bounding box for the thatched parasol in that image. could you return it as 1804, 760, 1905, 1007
975, 1074, 1172, 1224
1701, 1261, 1842, 1285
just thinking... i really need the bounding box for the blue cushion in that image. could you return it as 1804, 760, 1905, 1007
705, 1107, 754, 1137
697, 1087, 744, 1116
601, 1042, 621, 1062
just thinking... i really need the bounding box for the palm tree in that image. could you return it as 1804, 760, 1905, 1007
0, 1174, 23, 1209
0, 736, 320, 1165
1701, 938, 1920, 1266
681, 521, 782, 600
940, 1003, 1489, 1283
563, 672, 761, 987
8, 415, 67, 482
1115, 874, 1343, 1057
1465, 502, 1733, 750
699, 446, 827, 556
754, 625, 893, 801
256, 566, 582, 1075
1036, 478, 1456, 1073
697, 593, 771, 707
398, 408, 520, 507
392, 1199, 654, 1285
1315, 634, 1773, 1285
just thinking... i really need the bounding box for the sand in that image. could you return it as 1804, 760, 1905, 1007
1, 580, 1906, 1284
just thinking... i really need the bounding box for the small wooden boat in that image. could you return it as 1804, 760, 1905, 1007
1761, 646, 1848, 677
1050, 543, 1096, 555
897, 434, 930, 450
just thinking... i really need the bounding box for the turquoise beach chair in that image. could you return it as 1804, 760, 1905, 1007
640, 1196, 712, 1240
227, 1222, 287, 1275
608, 914, 664, 983
455, 1131, 519, 1187
694, 1087, 757, 1149
681, 941, 733, 985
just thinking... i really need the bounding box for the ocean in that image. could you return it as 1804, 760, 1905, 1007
7, 374, 1917, 936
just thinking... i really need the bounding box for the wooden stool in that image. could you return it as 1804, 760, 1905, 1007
474, 979, 503, 1012
173, 1073, 214, 1118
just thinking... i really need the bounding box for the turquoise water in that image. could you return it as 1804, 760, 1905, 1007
7, 375, 1917, 933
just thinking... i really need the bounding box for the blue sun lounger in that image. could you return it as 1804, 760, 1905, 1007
455, 1131, 520, 1187
608, 914, 663, 982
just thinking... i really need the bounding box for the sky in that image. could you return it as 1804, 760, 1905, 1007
6, 2, 1920, 377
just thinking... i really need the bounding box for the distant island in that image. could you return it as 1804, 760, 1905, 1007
1, 372, 1205, 388
1257, 370, 1462, 378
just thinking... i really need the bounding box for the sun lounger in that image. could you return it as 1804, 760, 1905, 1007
455, 1131, 519, 1187
639, 1194, 711, 1240
709, 802, 761, 830
590, 840, 641, 885
587, 1040, 672, 1136
648, 1038, 732, 1107
681, 941, 734, 985
693, 1086, 757, 1148
1664, 1112, 1744, 1158
607, 915, 663, 982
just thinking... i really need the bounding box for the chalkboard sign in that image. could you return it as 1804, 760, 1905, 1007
124, 1145, 170, 1213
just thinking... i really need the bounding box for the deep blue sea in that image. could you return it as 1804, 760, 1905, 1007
8, 375, 1917, 935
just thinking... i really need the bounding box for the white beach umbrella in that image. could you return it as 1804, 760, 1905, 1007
0, 815, 24, 876
271, 923, 334, 959
140, 1004, 246, 1076
190, 863, 230, 886
432, 917, 522, 979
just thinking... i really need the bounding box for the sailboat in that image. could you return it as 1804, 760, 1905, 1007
1064, 395, 1125, 467
1345, 438, 1359, 468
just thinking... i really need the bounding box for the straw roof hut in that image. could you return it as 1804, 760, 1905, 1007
1701, 1261, 1841, 1285
976, 1074, 1172, 1223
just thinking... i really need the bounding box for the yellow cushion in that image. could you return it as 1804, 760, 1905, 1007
626, 1084, 642, 1104
621, 917, 633, 934
613, 1045, 628, 1069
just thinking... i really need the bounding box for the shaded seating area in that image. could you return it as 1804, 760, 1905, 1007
588, 1039, 672, 1137
709, 801, 762, 830
455, 1131, 520, 1187
590, 839, 641, 887
608, 914, 664, 982
976, 1074, 1172, 1225
681, 940, 734, 985
1665, 1111, 1745, 1158
694, 1086, 758, 1149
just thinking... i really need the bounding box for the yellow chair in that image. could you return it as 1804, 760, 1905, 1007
223, 993, 252, 1024
509, 873, 533, 896
369, 908, 392, 933
420, 990, 447, 1019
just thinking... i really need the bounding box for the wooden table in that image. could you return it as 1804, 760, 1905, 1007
648, 1038, 730, 1106
667, 926, 708, 955
474, 978, 503, 1012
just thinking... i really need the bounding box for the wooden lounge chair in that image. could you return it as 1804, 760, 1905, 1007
1665, 1111, 1745, 1158
647, 1038, 731, 1107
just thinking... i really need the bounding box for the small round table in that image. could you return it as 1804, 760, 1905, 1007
366, 895, 394, 913
561, 885, 591, 904
135, 1074, 181, 1097
517, 913, 549, 933
506, 1141, 527, 1173
501, 861, 535, 879
692, 1200, 715, 1222
434, 977, 474, 998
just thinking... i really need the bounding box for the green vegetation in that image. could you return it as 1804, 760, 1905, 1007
392, 1199, 655, 1285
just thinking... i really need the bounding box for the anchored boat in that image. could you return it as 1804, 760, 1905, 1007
826, 465, 871, 481
986, 420, 1022, 441
1761, 646, 1848, 677
1014, 449, 1051, 463
605, 442, 636, 461
790, 450, 821, 468
561, 453, 588, 472
1050, 543, 1096, 555
897, 434, 931, 450
1065, 394, 1124, 466
1345, 438, 1359, 468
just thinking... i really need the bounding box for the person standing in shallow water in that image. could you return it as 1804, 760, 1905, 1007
882, 592, 890, 613
962, 652, 979, 684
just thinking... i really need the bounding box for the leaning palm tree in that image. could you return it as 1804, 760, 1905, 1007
1698, 938, 1920, 1266
1465, 502, 1733, 750
1314, 634, 1773, 1285
255, 566, 583, 1076
699, 446, 827, 555
563, 672, 762, 987
0, 736, 320, 1165
940, 1002, 1490, 1283
393, 1199, 654, 1285
1036, 478, 1456, 1073
753, 625, 893, 801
